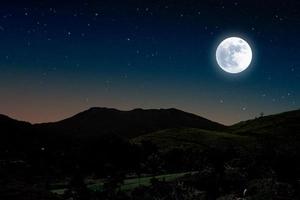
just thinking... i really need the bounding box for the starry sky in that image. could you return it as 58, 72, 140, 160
0, 0, 299, 125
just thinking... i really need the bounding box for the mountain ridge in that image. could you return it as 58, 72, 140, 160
34, 107, 226, 138
0, 107, 297, 127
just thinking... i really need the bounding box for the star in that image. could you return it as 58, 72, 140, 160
291, 67, 295, 72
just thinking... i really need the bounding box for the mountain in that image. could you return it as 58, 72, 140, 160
0, 114, 33, 152
230, 109, 300, 136
0, 114, 31, 128
0, 114, 32, 137
1, 107, 299, 143
35, 107, 226, 138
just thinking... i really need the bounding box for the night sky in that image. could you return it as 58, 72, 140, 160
0, 0, 299, 125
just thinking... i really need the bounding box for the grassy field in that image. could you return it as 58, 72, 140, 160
51, 171, 197, 195
132, 128, 253, 151
230, 109, 300, 135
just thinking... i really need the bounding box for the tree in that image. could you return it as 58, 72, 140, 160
260, 112, 264, 118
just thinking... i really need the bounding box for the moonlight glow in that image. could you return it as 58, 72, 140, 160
216, 37, 252, 74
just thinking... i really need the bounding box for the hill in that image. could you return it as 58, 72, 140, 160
230, 109, 300, 136
132, 128, 253, 152
0, 114, 31, 130
131, 110, 300, 167
0, 115, 33, 155
35, 107, 226, 138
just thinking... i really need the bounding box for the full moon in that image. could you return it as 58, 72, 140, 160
216, 37, 252, 74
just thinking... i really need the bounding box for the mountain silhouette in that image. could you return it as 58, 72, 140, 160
0, 114, 31, 129
1, 108, 299, 139
0, 114, 32, 138
35, 107, 226, 138
0, 114, 33, 153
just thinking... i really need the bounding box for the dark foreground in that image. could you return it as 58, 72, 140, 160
0, 108, 299, 199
